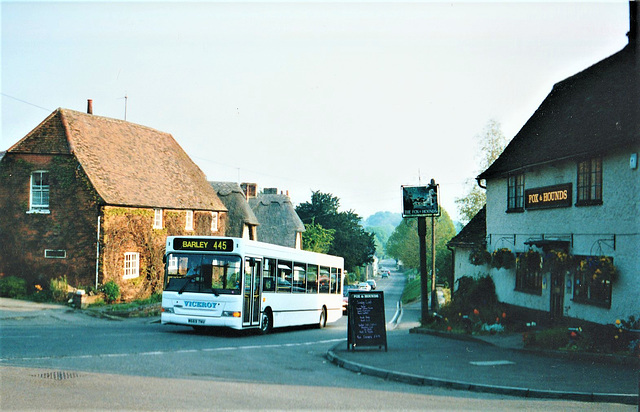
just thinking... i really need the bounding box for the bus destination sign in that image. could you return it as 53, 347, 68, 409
173, 238, 234, 252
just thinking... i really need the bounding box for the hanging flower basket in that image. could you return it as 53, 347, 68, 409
469, 247, 491, 266
579, 256, 619, 283
520, 249, 542, 274
491, 248, 515, 270
542, 249, 573, 274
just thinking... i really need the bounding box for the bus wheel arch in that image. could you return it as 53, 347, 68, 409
260, 307, 273, 334
318, 306, 327, 329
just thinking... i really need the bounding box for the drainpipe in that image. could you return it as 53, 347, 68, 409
476, 177, 486, 189
95, 215, 101, 289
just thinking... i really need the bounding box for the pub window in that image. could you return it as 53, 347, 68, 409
211, 212, 219, 232
507, 173, 524, 212
153, 209, 163, 229
123, 252, 140, 279
29, 171, 50, 213
185, 210, 194, 231
573, 255, 612, 308
576, 157, 602, 205
515, 252, 542, 295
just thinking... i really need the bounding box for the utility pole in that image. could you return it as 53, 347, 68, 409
431, 206, 437, 312
418, 216, 429, 323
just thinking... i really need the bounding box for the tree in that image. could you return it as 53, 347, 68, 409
301, 221, 334, 254
455, 119, 509, 224
296, 192, 376, 272
386, 208, 456, 285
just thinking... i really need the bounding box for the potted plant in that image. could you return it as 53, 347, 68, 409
543, 249, 573, 274
520, 249, 542, 274
491, 248, 515, 270
579, 256, 618, 283
469, 246, 491, 266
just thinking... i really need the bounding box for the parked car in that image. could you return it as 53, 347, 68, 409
342, 284, 358, 313
357, 282, 371, 291
366, 279, 377, 290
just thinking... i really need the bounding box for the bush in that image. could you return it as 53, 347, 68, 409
49, 276, 69, 303
524, 327, 568, 350
0, 276, 27, 298
103, 281, 121, 303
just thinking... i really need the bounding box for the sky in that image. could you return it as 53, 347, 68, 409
1, 1, 631, 222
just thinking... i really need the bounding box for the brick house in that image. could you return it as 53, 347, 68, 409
0, 106, 227, 300
452, 4, 639, 325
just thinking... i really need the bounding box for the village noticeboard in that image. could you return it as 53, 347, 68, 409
347, 291, 387, 351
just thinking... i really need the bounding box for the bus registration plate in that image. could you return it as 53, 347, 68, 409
188, 318, 205, 325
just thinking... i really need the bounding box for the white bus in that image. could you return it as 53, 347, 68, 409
161, 236, 344, 333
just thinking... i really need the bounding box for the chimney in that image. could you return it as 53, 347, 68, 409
240, 183, 258, 199
87, 99, 93, 115
628, 1, 638, 45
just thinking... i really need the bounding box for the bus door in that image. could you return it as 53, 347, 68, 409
243, 257, 262, 327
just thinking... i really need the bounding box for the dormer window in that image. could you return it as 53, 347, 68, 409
29, 171, 50, 213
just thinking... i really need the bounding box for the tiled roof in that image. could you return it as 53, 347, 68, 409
479, 43, 639, 180
9, 108, 226, 211
447, 206, 486, 248
248, 193, 305, 247
210, 181, 259, 237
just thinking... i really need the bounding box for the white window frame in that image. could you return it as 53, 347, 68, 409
28, 170, 50, 214
211, 212, 218, 232
44, 249, 67, 259
123, 252, 140, 279
153, 209, 163, 229
185, 210, 194, 231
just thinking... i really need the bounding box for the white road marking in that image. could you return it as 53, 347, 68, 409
0, 338, 346, 362
469, 360, 515, 366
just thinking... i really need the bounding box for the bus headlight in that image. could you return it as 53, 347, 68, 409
162, 307, 174, 314
222, 311, 241, 318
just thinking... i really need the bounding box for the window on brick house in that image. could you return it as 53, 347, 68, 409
124, 252, 140, 279
153, 209, 163, 229
185, 210, 194, 231
211, 212, 218, 232
507, 173, 524, 212
29, 171, 50, 213
577, 157, 602, 206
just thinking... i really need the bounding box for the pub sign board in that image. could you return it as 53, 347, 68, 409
402, 184, 440, 217
525, 183, 572, 210
347, 291, 388, 351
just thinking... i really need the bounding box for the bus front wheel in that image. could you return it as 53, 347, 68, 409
317, 307, 327, 329
260, 309, 273, 335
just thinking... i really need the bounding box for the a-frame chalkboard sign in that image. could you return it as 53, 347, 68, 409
347, 290, 387, 351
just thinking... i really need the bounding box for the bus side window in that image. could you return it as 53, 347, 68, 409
330, 268, 338, 294
293, 263, 306, 293
263, 258, 276, 292
319, 266, 330, 294
277, 260, 292, 293
307, 265, 318, 293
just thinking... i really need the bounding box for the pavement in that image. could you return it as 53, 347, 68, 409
328, 302, 640, 406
